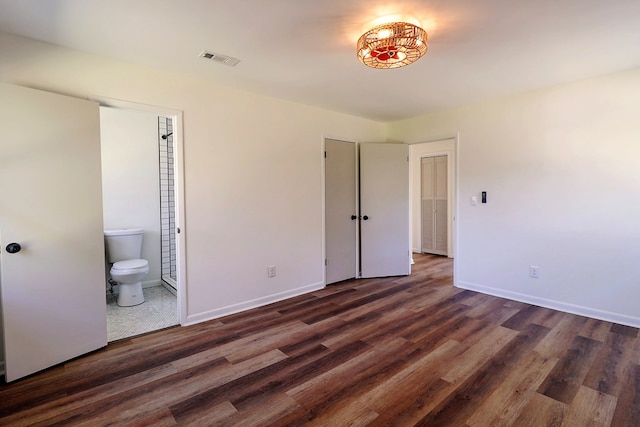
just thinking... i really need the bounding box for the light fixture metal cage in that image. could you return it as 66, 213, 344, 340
357, 22, 428, 69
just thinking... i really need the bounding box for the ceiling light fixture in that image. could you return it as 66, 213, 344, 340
357, 21, 428, 69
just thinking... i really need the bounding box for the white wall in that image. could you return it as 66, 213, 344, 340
388, 68, 640, 326
0, 32, 386, 325
408, 139, 456, 256
100, 107, 161, 286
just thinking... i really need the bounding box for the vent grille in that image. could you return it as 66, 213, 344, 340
199, 50, 241, 67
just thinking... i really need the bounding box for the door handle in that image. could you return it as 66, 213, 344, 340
351, 215, 357, 220
5, 243, 22, 254
362, 215, 369, 221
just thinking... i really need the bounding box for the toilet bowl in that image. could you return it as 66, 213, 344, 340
104, 228, 149, 307
110, 259, 149, 306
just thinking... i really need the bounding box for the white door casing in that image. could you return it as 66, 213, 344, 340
0, 84, 107, 382
360, 143, 411, 278
325, 139, 358, 284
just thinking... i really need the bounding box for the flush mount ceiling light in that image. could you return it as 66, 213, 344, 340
357, 21, 428, 69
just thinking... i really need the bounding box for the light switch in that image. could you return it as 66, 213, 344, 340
471, 196, 478, 206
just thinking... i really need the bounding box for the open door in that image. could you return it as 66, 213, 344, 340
360, 143, 411, 278
325, 139, 357, 284
0, 84, 107, 382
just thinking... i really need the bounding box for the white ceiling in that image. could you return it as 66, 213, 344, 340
1, 0, 639, 121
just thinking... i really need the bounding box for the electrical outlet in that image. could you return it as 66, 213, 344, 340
268, 265, 276, 278
529, 266, 540, 279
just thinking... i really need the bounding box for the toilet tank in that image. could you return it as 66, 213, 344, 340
104, 228, 144, 262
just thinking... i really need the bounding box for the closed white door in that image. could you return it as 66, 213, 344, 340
0, 84, 107, 382
325, 139, 357, 284
360, 143, 411, 278
421, 155, 448, 255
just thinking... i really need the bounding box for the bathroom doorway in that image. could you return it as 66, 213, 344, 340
97, 99, 186, 341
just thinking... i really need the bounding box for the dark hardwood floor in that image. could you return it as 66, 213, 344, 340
1, 254, 639, 426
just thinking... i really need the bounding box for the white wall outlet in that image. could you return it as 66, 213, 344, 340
529, 266, 540, 278
268, 265, 276, 278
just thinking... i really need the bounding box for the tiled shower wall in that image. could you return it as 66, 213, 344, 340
158, 117, 177, 288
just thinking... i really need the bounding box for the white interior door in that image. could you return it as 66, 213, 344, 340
360, 143, 410, 278
325, 139, 357, 284
0, 84, 107, 382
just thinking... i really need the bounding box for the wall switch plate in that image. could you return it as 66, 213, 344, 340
529, 266, 540, 278
268, 265, 276, 278
471, 196, 478, 206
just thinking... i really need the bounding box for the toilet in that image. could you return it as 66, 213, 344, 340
104, 228, 149, 307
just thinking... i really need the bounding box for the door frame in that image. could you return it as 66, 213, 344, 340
408, 135, 459, 280
322, 136, 359, 285
92, 96, 187, 326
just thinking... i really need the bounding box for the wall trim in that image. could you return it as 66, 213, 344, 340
457, 280, 640, 328
184, 281, 325, 326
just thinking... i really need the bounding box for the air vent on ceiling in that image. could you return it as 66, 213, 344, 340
199, 50, 241, 67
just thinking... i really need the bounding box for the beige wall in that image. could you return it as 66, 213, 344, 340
389, 68, 640, 326
0, 32, 386, 325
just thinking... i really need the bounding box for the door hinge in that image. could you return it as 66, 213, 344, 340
325, 259, 328, 266
324, 151, 327, 158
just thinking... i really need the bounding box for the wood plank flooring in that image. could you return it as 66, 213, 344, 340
1, 254, 639, 426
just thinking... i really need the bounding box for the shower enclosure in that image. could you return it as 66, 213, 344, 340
158, 117, 177, 290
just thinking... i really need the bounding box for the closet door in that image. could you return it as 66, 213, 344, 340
421, 156, 448, 255
360, 143, 411, 278
325, 139, 357, 284
0, 84, 107, 382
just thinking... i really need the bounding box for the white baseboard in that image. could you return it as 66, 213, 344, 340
457, 280, 640, 328
185, 281, 325, 326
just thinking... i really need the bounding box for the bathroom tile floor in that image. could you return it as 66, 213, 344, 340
106, 285, 178, 342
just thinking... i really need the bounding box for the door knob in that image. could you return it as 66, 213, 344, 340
351, 215, 357, 220
5, 243, 21, 254
362, 215, 369, 221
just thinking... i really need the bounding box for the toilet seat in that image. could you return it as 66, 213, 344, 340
111, 259, 149, 274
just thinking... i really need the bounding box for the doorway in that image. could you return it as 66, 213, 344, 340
409, 138, 456, 259
97, 98, 186, 340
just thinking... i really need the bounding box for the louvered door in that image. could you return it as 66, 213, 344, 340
421, 156, 448, 255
